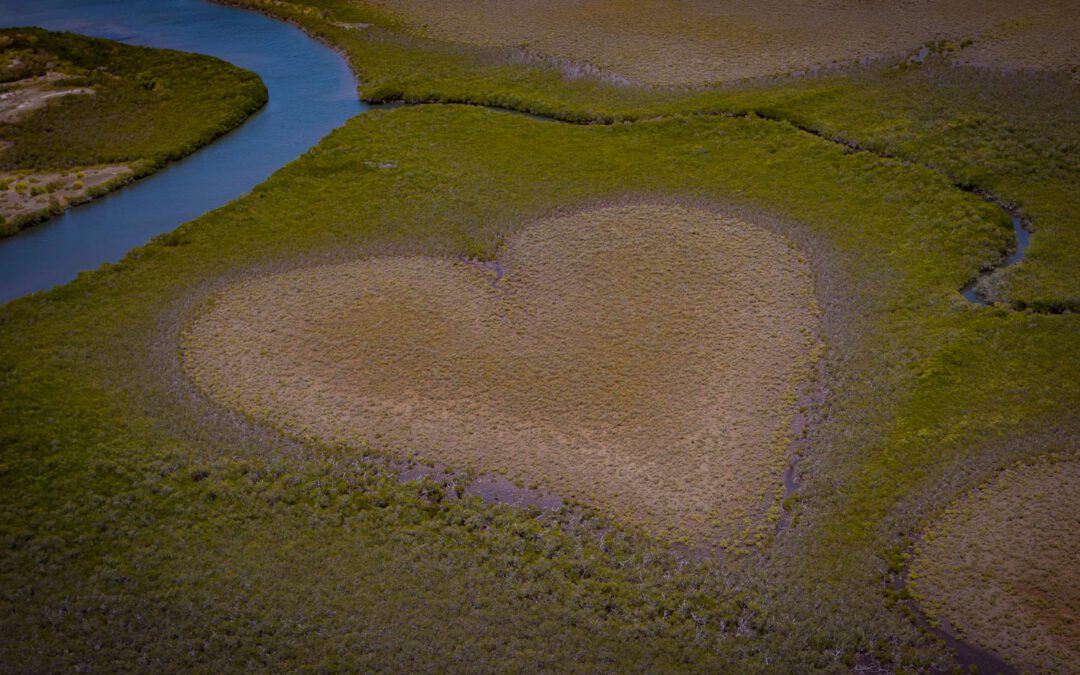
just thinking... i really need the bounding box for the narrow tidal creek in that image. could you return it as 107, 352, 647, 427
0, 0, 362, 304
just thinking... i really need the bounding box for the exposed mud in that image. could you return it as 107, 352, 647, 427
783, 356, 827, 497
460, 254, 506, 288
396, 461, 564, 511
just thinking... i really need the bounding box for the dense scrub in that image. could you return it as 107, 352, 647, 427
0, 27, 266, 235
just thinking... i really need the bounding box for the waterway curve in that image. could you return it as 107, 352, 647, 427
961, 214, 1030, 305
0, 0, 363, 304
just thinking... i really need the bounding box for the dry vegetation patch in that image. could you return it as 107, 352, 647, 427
0, 72, 95, 124
910, 454, 1080, 673
0, 165, 132, 224
182, 204, 818, 539
368, 0, 1080, 85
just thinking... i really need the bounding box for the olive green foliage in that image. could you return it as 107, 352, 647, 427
0, 27, 267, 170
0, 451, 744, 671
0, 1, 1077, 670
4, 97, 1075, 669
911, 453, 1080, 672
226, 0, 1079, 311
707, 64, 1080, 312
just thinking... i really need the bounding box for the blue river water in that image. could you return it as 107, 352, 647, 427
0, 0, 363, 304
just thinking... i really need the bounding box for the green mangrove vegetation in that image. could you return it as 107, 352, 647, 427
1, 0, 1077, 671
227, 0, 1080, 312
0, 27, 266, 235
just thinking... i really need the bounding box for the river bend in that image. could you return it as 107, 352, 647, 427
0, 0, 362, 304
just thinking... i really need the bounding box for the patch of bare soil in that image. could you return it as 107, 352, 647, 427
181, 204, 819, 541
0, 165, 132, 226
951, 9, 1080, 79
0, 72, 94, 124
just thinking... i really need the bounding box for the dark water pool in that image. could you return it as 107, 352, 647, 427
0, 0, 363, 304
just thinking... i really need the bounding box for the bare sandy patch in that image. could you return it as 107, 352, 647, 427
181, 204, 819, 539
910, 454, 1080, 673
369, 0, 1080, 85
0, 165, 132, 227
0, 73, 95, 124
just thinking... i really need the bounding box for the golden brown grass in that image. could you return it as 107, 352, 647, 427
910, 454, 1080, 673
181, 204, 818, 540
367, 0, 1080, 85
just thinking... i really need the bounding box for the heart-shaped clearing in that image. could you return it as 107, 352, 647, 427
182, 204, 818, 537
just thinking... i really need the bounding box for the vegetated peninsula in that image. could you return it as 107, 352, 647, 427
0, 0, 1078, 672
0, 27, 266, 236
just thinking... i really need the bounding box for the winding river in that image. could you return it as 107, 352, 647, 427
0, 0, 363, 304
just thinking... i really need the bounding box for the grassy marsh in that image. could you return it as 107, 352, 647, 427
0, 0, 1077, 668
229, 0, 1080, 311
910, 454, 1080, 673
363, 0, 1080, 86
4, 101, 1066, 668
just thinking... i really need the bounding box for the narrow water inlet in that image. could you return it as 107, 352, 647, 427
961, 215, 1029, 305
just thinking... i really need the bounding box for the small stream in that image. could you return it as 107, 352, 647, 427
962, 214, 1029, 304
